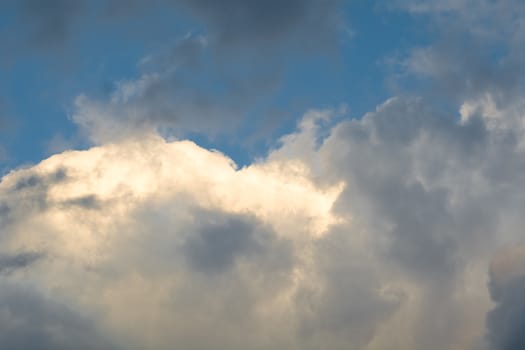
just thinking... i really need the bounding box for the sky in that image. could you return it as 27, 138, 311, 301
0, 1, 525, 349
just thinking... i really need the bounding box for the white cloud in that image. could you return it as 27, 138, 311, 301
0, 132, 345, 349
4, 92, 525, 349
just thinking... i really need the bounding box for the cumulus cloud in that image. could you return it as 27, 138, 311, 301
2, 1, 525, 350
0, 133, 346, 349
5, 90, 525, 349
269, 95, 525, 349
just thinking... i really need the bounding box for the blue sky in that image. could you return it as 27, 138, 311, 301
0, 1, 430, 169
1, 1, 525, 350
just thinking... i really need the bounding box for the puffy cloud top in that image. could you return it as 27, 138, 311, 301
3, 97, 525, 349
0, 133, 345, 350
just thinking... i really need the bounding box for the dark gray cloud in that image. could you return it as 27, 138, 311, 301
2, 0, 345, 140
0, 0, 87, 61
0, 202, 8, 216
13, 168, 67, 192
271, 95, 525, 348
183, 210, 287, 274
388, 0, 525, 105
62, 194, 100, 210
14, 174, 44, 191
487, 247, 525, 350
4, 0, 342, 51
125, 201, 295, 280
17, 0, 87, 49
183, 213, 268, 273
295, 225, 400, 349
0, 252, 43, 274
321, 98, 492, 284
73, 33, 282, 140
178, 0, 342, 51
0, 167, 70, 225
0, 0, 348, 153
487, 276, 525, 350
0, 283, 119, 350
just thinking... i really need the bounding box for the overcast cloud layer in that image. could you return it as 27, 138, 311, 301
2, 1, 525, 350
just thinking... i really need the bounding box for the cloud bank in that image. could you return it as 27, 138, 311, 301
0, 134, 344, 349
2, 1, 525, 349
4, 92, 525, 349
